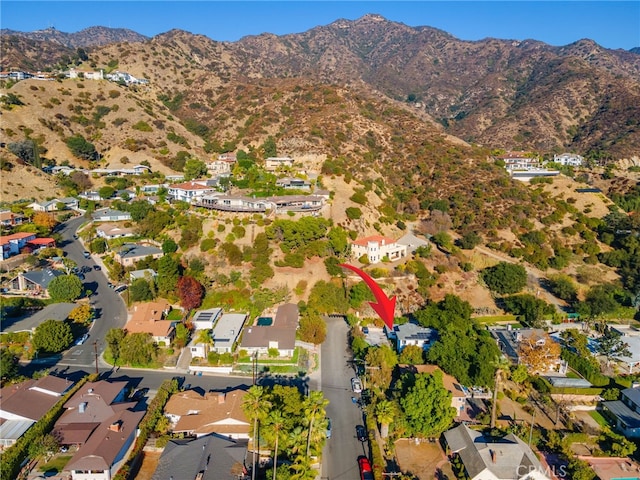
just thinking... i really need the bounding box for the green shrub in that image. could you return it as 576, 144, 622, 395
132, 121, 152, 132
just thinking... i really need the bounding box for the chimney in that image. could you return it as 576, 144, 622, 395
490, 450, 496, 463
109, 421, 122, 432
217, 392, 226, 404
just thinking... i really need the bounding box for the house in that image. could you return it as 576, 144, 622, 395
28, 199, 60, 212
96, 224, 135, 240
53, 380, 131, 446
124, 300, 174, 344
68, 68, 104, 80
92, 208, 132, 222
168, 181, 216, 203
114, 243, 164, 267
211, 313, 248, 353
152, 434, 248, 480
79, 191, 101, 201
0, 210, 26, 227
351, 235, 408, 264
385, 322, 437, 353
89, 165, 151, 177
444, 424, 550, 480
0, 375, 73, 448
218, 152, 237, 163
129, 268, 157, 282
491, 327, 564, 374
164, 388, 250, 439
10, 268, 63, 296
25, 237, 56, 252
206, 160, 233, 175
398, 365, 468, 419
552, 153, 584, 167
269, 195, 324, 212
601, 386, 640, 438
64, 409, 145, 480
0, 232, 36, 258
265, 157, 294, 171
497, 151, 540, 171
276, 177, 311, 190
50, 165, 76, 176
240, 304, 299, 357
606, 325, 640, 373
198, 194, 272, 212
396, 231, 430, 254
577, 456, 640, 480
58, 197, 80, 210
192, 308, 224, 330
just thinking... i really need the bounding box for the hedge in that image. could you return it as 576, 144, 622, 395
0, 374, 94, 480
112, 378, 178, 480
561, 349, 610, 387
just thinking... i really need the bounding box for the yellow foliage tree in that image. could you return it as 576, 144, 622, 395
68, 304, 93, 324
33, 211, 56, 231
518, 332, 561, 375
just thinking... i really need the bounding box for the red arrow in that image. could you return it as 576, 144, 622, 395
339, 263, 396, 330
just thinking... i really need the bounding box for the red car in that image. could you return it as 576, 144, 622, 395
358, 456, 373, 480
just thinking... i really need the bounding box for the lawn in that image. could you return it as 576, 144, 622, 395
39, 455, 72, 475
472, 315, 519, 325
589, 410, 610, 428
166, 309, 183, 321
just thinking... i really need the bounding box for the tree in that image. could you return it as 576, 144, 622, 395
375, 400, 396, 438
119, 332, 157, 366
510, 364, 529, 384
349, 281, 375, 309
0, 348, 19, 381
105, 328, 125, 365
579, 284, 621, 319
162, 238, 178, 254
503, 294, 554, 328
518, 332, 561, 375
547, 274, 578, 303
597, 327, 631, 366
560, 329, 592, 358
177, 276, 204, 311
33, 211, 56, 231
298, 312, 327, 344
400, 371, 456, 437
399, 345, 424, 365
243, 386, 272, 480
267, 410, 286, 480
90, 237, 107, 254
173, 323, 190, 348
130, 278, 155, 302
304, 391, 329, 457
457, 231, 482, 250
98, 185, 115, 199
481, 262, 527, 295
65, 134, 98, 160
47, 274, 83, 302
183, 158, 208, 180
156, 255, 180, 296
490, 356, 511, 428
32, 320, 73, 353
262, 136, 277, 158
365, 344, 398, 390
68, 304, 93, 324
28, 433, 58, 461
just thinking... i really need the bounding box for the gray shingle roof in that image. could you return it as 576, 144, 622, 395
22, 269, 63, 289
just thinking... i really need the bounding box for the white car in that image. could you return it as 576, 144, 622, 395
351, 377, 363, 393
75, 333, 89, 346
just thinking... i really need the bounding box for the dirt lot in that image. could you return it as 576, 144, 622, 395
394, 439, 454, 479
134, 450, 162, 480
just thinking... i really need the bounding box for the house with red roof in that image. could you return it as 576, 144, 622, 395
124, 300, 175, 344
351, 235, 407, 264
0, 232, 36, 258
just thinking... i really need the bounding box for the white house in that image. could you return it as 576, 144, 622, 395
552, 153, 584, 167
351, 235, 407, 264
386, 323, 437, 352
91, 208, 132, 222
192, 308, 224, 330
211, 313, 248, 353
168, 181, 217, 203
96, 224, 135, 239
265, 157, 294, 171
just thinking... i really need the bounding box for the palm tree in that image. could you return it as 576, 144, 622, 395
195, 328, 212, 356
242, 386, 272, 480
304, 391, 329, 457
268, 410, 286, 480
375, 400, 396, 438
491, 355, 511, 429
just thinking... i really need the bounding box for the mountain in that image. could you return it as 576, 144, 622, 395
0, 26, 148, 48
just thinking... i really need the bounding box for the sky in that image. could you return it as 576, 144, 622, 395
1, 1, 639, 51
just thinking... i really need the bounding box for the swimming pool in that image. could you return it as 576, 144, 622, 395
257, 317, 273, 326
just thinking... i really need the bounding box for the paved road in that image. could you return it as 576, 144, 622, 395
55, 216, 128, 363
322, 316, 369, 480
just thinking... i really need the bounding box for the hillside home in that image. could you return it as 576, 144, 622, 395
206, 160, 233, 175
53, 380, 131, 446
90, 165, 150, 176
50, 165, 76, 176
553, 153, 584, 167
0, 375, 73, 448
578, 456, 640, 480
198, 194, 271, 212
265, 156, 294, 171
114, 243, 164, 267
96, 224, 135, 240
25, 237, 56, 253
168, 181, 217, 203
92, 208, 132, 222
64, 409, 145, 480
240, 303, 299, 357
0, 232, 36, 258
270, 195, 324, 212
218, 152, 237, 163
152, 434, 248, 480
211, 313, 248, 353
105, 70, 149, 84
164, 388, 250, 439
124, 300, 174, 344
27, 199, 61, 212
0, 210, 26, 227
497, 151, 540, 171
68, 68, 104, 80
79, 191, 101, 201
351, 235, 407, 264
276, 177, 311, 190
129, 268, 157, 282
10, 268, 63, 296
192, 307, 224, 330
444, 424, 550, 480
386, 322, 437, 353
601, 386, 640, 438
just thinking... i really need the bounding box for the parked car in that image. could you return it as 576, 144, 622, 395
132, 387, 149, 401
82, 251, 91, 259
115, 285, 128, 293
356, 425, 367, 442
75, 333, 89, 346
351, 377, 363, 393
93, 265, 101, 271
358, 456, 374, 480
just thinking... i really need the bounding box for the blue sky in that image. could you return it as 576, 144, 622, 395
1, 1, 639, 50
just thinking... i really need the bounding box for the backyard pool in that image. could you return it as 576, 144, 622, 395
257, 317, 273, 326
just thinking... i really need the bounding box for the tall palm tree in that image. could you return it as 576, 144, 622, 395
491, 355, 511, 429
375, 400, 396, 438
195, 329, 212, 356
268, 410, 286, 480
242, 386, 272, 480
304, 391, 329, 457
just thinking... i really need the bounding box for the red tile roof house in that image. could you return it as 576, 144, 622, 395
0, 232, 36, 258
0, 375, 74, 448
53, 380, 132, 447
167, 180, 216, 203
124, 300, 174, 344
350, 235, 408, 264
164, 388, 250, 439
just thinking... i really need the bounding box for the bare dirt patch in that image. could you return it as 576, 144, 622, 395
394, 439, 453, 480
134, 450, 162, 480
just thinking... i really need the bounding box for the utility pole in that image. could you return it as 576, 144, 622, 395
93, 341, 99, 375
528, 408, 536, 447
252, 351, 258, 385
